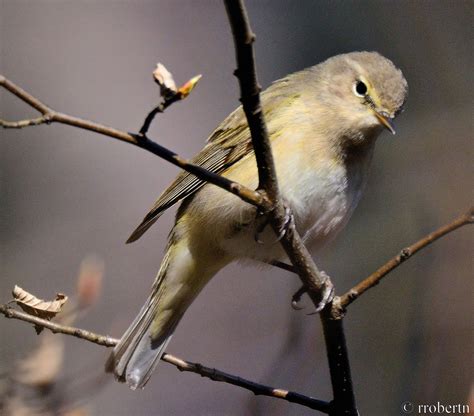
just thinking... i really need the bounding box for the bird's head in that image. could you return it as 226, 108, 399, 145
310, 51, 408, 145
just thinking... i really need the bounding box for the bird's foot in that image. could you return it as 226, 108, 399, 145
254, 200, 294, 244
291, 271, 335, 314
291, 285, 307, 310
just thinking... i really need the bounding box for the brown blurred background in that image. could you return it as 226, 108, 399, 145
1, 1, 472, 415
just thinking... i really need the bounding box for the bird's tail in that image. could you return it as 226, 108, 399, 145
107, 233, 225, 389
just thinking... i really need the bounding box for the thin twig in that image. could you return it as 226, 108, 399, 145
139, 66, 202, 135
164, 354, 330, 412
0, 304, 116, 347
0, 75, 269, 211
338, 206, 474, 309
0, 75, 52, 114
0, 115, 50, 128
0, 303, 330, 413
138, 88, 181, 136
139, 101, 173, 135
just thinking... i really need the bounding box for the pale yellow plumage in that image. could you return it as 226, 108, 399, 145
107, 51, 408, 389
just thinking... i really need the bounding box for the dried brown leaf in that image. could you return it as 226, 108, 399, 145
12, 285, 68, 320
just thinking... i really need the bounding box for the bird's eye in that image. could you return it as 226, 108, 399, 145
353, 81, 368, 97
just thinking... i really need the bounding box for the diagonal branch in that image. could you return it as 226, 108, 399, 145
0, 115, 50, 128
0, 75, 52, 114
223, 1, 277, 199
223, 0, 333, 313
0, 75, 269, 212
337, 206, 473, 310
0, 303, 330, 413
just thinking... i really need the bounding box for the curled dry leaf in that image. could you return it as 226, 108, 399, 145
153, 62, 177, 97
12, 285, 68, 320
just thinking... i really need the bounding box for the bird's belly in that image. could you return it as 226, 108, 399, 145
188, 138, 374, 264
220, 163, 364, 262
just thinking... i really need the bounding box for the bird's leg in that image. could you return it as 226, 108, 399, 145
254, 200, 294, 244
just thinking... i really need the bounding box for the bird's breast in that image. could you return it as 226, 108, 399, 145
186, 134, 375, 263
275, 137, 375, 251
212, 141, 374, 262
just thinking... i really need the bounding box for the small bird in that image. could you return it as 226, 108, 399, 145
107, 51, 408, 389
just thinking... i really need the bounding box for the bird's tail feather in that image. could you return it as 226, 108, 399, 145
107, 237, 221, 389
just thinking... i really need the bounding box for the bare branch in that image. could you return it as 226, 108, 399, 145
319, 309, 356, 415
0, 75, 269, 211
223, 2, 357, 414
1, 115, 50, 129
223, 0, 333, 313
0, 303, 330, 413
0, 75, 52, 114
0, 304, 116, 347
338, 207, 474, 309
164, 354, 330, 412
223, 1, 276, 199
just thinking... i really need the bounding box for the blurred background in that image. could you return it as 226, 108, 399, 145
1, 1, 472, 415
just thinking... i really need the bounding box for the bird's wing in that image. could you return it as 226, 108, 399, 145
126, 75, 298, 243
126, 107, 253, 243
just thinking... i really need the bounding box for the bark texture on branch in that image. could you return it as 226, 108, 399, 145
0, 304, 330, 413
223, 2, 355, 414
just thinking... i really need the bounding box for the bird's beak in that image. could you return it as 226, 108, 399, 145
374, 111, 396, 135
